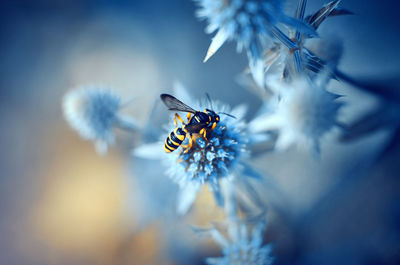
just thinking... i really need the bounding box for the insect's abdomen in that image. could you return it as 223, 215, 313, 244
164, 127, 186, 153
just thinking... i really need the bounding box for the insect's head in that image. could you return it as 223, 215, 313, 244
205, 108, 220, 123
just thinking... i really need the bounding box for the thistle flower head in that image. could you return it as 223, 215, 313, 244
196, 0, 308, 87
133, 83, 269, 214
165, 105, 247, 186
63, 85, 137, 154
163, 100, 251, 213
250, 0, 351, 88
196, 0, 285, 53
250, 75, 342, 154
205, 219, 273, 265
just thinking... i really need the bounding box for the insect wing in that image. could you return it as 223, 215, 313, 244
160, 94, 196, 113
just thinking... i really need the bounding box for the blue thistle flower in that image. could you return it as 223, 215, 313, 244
195, 0, 315, 87
262, 0, 351, 81
204, 218, 274, 265
133, 83, 270, 214
63, 85, 138, 154
237, 1, 351, 102
250, 74, 343, 155
165, 111, 246, 184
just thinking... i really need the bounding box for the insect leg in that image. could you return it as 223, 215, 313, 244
203, 129, 208, 141
184, 136, 193, 153
211, 122, 217, 130
174, 113, 185, 126
199, 128, 207, 141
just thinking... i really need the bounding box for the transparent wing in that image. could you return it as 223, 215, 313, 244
160, 94, 197, 113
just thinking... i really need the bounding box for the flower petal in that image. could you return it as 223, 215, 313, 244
249, 57, 265, 88
177, 181, 201, 214
209, 181, 225, 207
268, 25, 297, 50
306, 0, 341, 29
248, 132, 271, 145
210, 228, 229, 248
275, 130, 295, 151
115, 114, 140, 132
280, 16, 318, 38
132, 142, 165, 160
249, 113, 282, 133
203, 28, 229, 62
205, 257, 223, 265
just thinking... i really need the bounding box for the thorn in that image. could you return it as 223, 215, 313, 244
203, 28, 228, 63
203, 48, 214, 63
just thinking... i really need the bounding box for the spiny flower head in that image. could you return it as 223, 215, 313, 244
250, 75, 342, 154
256, 0, 350, 88
162, 100, 252, 213
205, 219, 273, 265
165, 105, 247, 188
196, 0, 285, 54
63, 85, 137, 154
133, 83, 269, 214
195, 0, 310, 86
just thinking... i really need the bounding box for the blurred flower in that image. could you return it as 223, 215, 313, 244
338, 73, 400, 156
195, 0, 315, 87
250, 75, 342, 154
133, 83, 270, 215
258, 0, 350, 87
63, 85, 139, 154
204, 218, 273, 265
128, 157, 179, 229
127, 103, 180, 229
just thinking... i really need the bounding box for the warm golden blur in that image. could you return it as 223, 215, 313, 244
16, 126, 221, 265
24, 129, 128, 263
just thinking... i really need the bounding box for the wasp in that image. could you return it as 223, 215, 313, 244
160, 93, 234, 153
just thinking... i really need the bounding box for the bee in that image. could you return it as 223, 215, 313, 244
160, 93, 234, 153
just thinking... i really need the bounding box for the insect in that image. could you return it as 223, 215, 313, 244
160, 93, 234, 153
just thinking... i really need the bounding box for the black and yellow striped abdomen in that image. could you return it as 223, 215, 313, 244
164, 127, 186, 153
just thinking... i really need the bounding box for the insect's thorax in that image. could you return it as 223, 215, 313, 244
192, 111, 211, 124
189, 110, 218, 126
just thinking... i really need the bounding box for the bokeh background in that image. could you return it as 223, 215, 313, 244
0, 0, 399, 264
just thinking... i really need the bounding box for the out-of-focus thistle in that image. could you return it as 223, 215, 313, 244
133, 83, 271, 214
63, 85, 139, 154
201, 217, 273, 265
261, 0, 351, 87
338, 73, 400, 156
194, 0, 316, 87
250, 74, 343, 155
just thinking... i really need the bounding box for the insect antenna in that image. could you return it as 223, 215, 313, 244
205, 92, 214, 110
218, 112, 236, 119
204, 93, 236, 118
